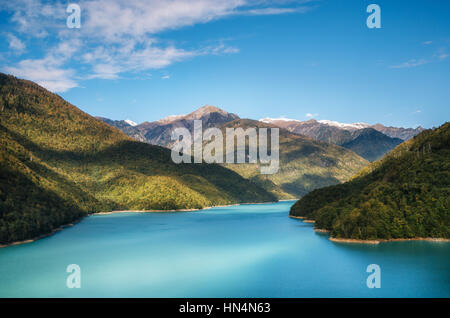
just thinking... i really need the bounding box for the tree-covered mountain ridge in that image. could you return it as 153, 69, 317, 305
0, 73, 276, 244
290, 122, 450, 241
216, 119, 369, 199
101, 113, 370, 200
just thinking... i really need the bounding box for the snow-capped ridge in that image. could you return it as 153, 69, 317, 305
157, 114, 185, 123
124, 119, 138, 126
318, 120, 371, 130
260, 117, 302, 123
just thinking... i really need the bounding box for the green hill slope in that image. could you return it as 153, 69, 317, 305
290, 123, 450, 240
218, 119, 369, 199
0, 74, 276, 244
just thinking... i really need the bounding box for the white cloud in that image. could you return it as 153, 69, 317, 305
305, 113, 318, 118
5, 58, 78, 92
3, 40, 81, 92
80, 0, 313, 41
391, 47, 449, 69
4, 0, 314, 42
2, 0, 315, 91
3, 0, 66, 38
7, 34, 26, 53
243, 6, 310, 16
81, 0, 241, 41
390, 59, 428, 69
423, 41, 432, 45
208, 42, 240, 55
435, 49, 449, 61
88, 64, 122, 80
161, 75, 170, 79
82, 41, 199, 80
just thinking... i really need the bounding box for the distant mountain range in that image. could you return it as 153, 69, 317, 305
261, 118, 421, 161
260, 118, 423, 141
97, 105, 239, 148
217, 119, 368, 199
290, 122, 450, 241
340, 128, 403, 162
99, 106, 369, 199
137, 105, 239, 148
99, 106, 420, 162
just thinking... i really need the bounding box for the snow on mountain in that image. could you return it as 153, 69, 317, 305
318, 120, 371, 131
260, 117, 302, 123
124, 119, 138, 126
157, 114, 186, 123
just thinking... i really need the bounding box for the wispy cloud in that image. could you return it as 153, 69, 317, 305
2, 0, 314, 92
391, 45, 449, 69
390, 58, 429, 69
305, 112, 318, 118
5, 59, 78, 92
4, 40, 81, 92
79, 0, 314, 40
242, 6, 309, 16
6, 33, 26, 53
3, 0, 66, 38
434, 48, 449, 61
81, 40, 235, 80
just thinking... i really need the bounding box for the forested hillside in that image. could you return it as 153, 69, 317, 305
290, 123, 450, 240
0, 74, 276, 244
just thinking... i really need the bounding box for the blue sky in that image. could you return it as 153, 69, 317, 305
0, 0, 449, 128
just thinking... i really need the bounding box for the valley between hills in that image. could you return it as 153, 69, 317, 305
0, 73, 448, 244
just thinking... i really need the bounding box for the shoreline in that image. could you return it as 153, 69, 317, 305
289, 215, 315, 223
94, 207, 206, 215
290, 218, 450, 244
289, 215, 306, 219
0, 200, 279, 248
314, 228, 330, 233
329, 237, 380, 244
329, 237, 450, 244
93, 200, 279, 215
0, 221, 80, 249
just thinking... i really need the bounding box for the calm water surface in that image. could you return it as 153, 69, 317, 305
0, 201, 449, 297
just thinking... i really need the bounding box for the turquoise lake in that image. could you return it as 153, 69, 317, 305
0, 201, 449, 297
